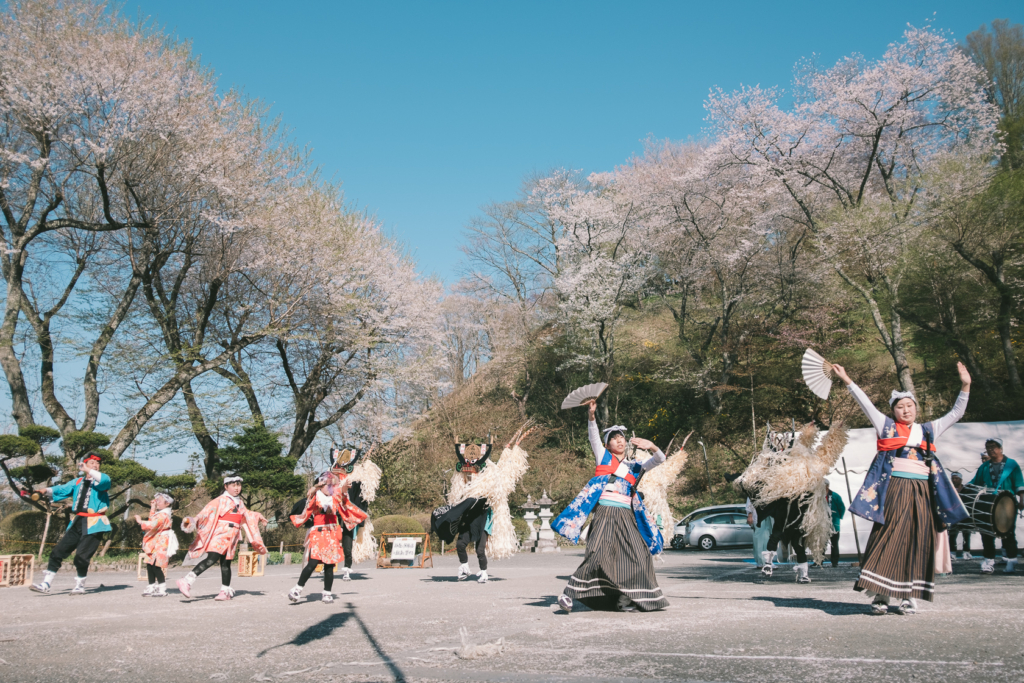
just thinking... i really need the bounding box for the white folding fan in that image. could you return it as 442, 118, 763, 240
801, 348, 833, 400
561, 382, 609, 410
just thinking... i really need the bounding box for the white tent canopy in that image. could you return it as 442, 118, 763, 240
825, 421, 1024, 556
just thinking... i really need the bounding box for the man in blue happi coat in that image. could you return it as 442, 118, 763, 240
971, 438, 1024, 574
30, 451, 112, 594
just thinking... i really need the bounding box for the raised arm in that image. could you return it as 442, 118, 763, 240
586, 400, 604, 463
930, 362, 971, 438
630, 437, 665, 471
831, 364, 886, 435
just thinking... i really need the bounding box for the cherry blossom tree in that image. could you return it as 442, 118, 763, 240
705, 26, 1000, 392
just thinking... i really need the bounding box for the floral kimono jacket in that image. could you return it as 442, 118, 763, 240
552, 449, 664, 555
290, 488, 368, 565
141, 508, 176, 569
850, 418, 968, 527
185, 494, 266, 560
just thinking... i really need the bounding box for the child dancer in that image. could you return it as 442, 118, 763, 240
177, 474, 266, 601
288, 471, 367, 603
135, 493, 177, 597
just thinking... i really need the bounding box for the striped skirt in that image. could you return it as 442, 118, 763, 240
854, 477, 936, 601
563, 504, 669, 611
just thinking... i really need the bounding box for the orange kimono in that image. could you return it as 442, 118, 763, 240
186, 494, 266, 560
141, 508, 175, 569
290, 488, 367, 565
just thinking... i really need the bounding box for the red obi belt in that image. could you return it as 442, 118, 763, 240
594, 460, 637, 486
219, 512, 245, 524
877, 423, 936, 453
313, 513, 338, 526
76, 512, 105, 517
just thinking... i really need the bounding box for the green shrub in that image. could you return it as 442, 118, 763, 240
265, 551, 304, 565
373, 515, 424, 535
512, 517, 530, 542
0, 509, 61, 544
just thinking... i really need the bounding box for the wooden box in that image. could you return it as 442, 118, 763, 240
0, 554, 35, 587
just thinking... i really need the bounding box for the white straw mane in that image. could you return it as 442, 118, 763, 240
447, 443, 530, 561
735, 421, 848, 564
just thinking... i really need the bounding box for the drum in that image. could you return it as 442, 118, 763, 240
958, 484, 1017, 537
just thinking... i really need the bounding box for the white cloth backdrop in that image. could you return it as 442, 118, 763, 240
824, 421, 1024, 556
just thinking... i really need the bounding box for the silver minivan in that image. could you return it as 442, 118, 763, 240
670, 504, 749, 550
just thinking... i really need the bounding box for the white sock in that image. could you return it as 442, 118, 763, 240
292, 584, 303, 592
185, 571, 197, 585
75, 576, 86, 586
41, 570, 56, 587
459, 563, 469, 574
157, 583, 166, 591
221, 585, 232, 593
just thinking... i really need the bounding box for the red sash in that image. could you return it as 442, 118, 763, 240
877, 423, 935, 453
594, 459, 637, 486
219, 512, 245, 524
313, 512, 338, 526
76, 512, 105, 517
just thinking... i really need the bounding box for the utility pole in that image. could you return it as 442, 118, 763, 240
698, 439, 714, 504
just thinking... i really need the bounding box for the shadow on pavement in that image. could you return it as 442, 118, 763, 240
179, 590, 266, 602
752, 596, 865, 615
422, 576, 505, 583
83, 584, 131, 594
347, 601, 406, 682
258, 612, 352, 657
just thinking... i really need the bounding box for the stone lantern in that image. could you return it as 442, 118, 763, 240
535, 490, 558, 553
520, 494, 539, 552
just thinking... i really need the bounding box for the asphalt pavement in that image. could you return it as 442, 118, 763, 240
0, 548, 1021, 682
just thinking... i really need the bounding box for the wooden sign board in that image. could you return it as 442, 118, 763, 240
376, 533, 433, 569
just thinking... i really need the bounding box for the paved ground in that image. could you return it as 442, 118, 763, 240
1, 548, 1022, 682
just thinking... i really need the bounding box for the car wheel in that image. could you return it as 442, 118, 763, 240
698, 535, 716, 551
670, 535, 686, 550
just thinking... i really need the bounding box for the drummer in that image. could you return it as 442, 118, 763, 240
970, 438, 1024, 574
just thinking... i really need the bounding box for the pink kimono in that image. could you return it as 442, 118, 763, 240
141, 508, 175, 569
185, 494, 266, 560
290, 487, 368, 565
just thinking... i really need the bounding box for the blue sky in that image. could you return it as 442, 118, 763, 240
129, 0, 1023, 283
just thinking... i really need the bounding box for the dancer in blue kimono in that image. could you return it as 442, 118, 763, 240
833, 362, 970, 615
552, 400, 669, 612
30, 452, 112, 595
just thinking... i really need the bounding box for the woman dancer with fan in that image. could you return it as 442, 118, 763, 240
832, 362, 971, 615
552, 399, 669, 612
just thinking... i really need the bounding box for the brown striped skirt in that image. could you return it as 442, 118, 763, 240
563, 504, 669, 611
854, 477, 936, 601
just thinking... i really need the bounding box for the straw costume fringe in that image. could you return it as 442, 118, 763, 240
735, 421, 848, 564
446, 423, 533, 561
348, 457, 382, 563
637, 443, 689, 542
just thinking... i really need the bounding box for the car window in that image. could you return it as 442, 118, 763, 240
729, 514, 747, 525
704, 515, 728, 525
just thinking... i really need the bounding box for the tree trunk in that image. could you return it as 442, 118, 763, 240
836, 267, 915, 394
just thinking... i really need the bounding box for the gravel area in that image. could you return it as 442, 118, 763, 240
1, 548, 1021, 682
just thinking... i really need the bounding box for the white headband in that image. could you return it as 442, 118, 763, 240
985, 437, 1003, 447
223, 475, 243, 485
889, 390, 916, 407
602, 425, 628, 445
154, 492, 174, 506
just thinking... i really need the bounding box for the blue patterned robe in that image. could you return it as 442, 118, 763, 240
552, 450, 663, 555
